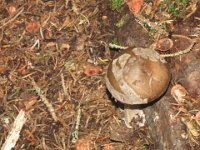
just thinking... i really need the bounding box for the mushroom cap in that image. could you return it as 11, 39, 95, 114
106, 47, 170, 105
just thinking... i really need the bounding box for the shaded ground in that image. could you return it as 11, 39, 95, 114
0, 0, 200, 150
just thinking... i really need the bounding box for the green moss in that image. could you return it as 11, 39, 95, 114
111, 37, 119, 45
111, 0, 124, 11
160, 0, 189, 18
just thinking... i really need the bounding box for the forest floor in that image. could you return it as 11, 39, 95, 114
0, 0, 200, 150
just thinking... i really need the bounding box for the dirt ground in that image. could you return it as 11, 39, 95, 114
0, 0, 200, 150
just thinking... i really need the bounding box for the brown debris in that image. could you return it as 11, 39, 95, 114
0, 0, 200, 149
26, 20, 40, 33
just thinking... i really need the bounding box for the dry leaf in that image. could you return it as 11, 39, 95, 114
7, 5, 17, 16
103, 144, 115, 150
26, 20, 40, 33
60, 16, 74, 30
75, 138, 93, 150
17, 65, 28, 75
23, 96, 37, 110
84, 64, 102, 76
60, 43, 70, 50
75, 35, 87, 51
126, 0, 144, 16
0, 64, 5, 73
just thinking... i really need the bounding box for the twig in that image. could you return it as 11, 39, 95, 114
109, 43, 128, 50
109, 35, 195, 58
160, 35, 195, 57
135, 15, 169, 36
71, 0, 79, 14
1, 110, 26, 150
30, 39, 40, 50
31, 78, 58, 122
65, 0, 69, 8
60, 73, 69, 99
71, 107, 81, 143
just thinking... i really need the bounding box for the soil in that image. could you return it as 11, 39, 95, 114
0, 0, 200, 150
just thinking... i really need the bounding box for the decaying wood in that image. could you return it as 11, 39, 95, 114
1, 110, 26, 150
144, 96, 190, 150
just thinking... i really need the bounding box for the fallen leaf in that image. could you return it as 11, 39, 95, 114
84, 64, 102, 76
60, 16, 74, 30
0, 64, 5, 73
7, 5, 17, 16
17, 65, 29, 75
23, 96, 37, 110
103, 144, 115, 150
75, 35, 87, 51
126, 0, 144, 16
26, 20, 40, 33
60, 43, 70, 50
75, 138, 93, 150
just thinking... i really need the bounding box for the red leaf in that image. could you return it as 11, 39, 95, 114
84, 64, 102, 76
26, 20, 40, 33
126, 0, 144, 16
75, 138, 93, 150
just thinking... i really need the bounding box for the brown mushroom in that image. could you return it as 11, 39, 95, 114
106, 47, 170, 128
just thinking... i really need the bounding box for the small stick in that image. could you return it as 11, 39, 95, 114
160, 35, 195, 57
1, 110, 26, 150
135, 15, 169, 36
0, 7, 24, 29
31, 79, 58, 122
109, 35, 195, 58
71, 107, 81, 143
60, 73, 69, 98
109, 43, 128, 50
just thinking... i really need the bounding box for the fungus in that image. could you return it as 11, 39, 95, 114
106, 47, 170, 128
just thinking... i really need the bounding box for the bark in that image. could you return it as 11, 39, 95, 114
144, 96, 190, 150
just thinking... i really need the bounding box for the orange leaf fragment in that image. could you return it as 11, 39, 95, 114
26, 20, 40, 33
23, 129, 37, 145
75, 138, 93, 150
0, 64, 5, 73
126, 0, 144, 16
84, 64, 102, 76
7, 5, 17, 16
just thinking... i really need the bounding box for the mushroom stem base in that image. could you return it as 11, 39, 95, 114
124, 104, 146, 128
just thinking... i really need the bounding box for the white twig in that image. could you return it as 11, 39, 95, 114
71, 107, 81, 143
30, 39, 40, 50
109, 35, 195, 58
109, 43, 128, 49
1, 110, 26, 150
31, 79, 58, 122
160, 35, 195, 57
65, 0, 69, 8
60, 73, 69, 99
